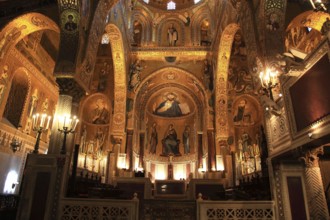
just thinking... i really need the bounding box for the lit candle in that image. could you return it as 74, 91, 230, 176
72, 119, 79, 131
67, 118, 72, 129
40, 114, 46, 127
32, 115, 36, 128
35, 114, 40, 127
57, 115, 61, 130
45, 116, 51, 129
63, 115, 67, 128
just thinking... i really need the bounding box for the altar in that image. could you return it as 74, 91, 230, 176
154, 180, 187, 199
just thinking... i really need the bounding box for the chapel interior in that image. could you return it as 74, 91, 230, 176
0, 0, 330, 220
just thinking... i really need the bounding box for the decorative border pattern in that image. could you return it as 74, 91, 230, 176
198, 200, 275, 220
215, 23, 240, 144
105, 24, 127, 138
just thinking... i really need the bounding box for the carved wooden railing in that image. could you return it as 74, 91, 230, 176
58, 197, 139, 220
197, 200, 275, 220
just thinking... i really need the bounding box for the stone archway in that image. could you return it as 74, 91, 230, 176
215, 23, 240, 145
104, 24, 127, 139
78, 0, 120, 88
132, 67, 209, 171
0, 13, 59, 65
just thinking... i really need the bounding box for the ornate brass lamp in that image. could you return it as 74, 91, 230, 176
259, 68, 279, 101
57, 115, 79, 154
32, 113, 52, 154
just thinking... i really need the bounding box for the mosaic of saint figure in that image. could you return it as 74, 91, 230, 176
183, 125, 190, 154
168, 23, 178, 46
233, 98, 254, 126
91, 98, 109, 124
154, 93, 183, 117
162, 124, 181, 156
149, 122, 158, 154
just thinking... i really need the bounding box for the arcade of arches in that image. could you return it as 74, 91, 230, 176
0, 0, 330, 219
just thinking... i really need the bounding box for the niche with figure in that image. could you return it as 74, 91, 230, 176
132, 20, 142, 46
200, 19, 211, 46
231, 96, 262, 176
160, 21, 182, 47
79, 94, 111, 174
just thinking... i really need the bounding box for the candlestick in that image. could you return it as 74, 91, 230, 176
58, 115, 79, 154
32, 113, 52, 154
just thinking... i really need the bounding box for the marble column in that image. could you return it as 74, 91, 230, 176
111, 136, 122, 178
126, 130, 133, 171
301, 146, 329, 220
139, 132, 145, 169
207, 130, 216, 171
197, 132, 203, 169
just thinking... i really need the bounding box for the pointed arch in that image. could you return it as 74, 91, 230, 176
131, 9, 153, 46
190, 7, 213, 46
104, 23, 127, 137
215, 23, 240, 143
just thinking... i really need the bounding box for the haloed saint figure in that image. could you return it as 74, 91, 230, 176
153, 92, 182, 117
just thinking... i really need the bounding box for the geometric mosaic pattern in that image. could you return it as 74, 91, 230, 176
205, 208, 274, 220
60, 202, 137, 220
199, 201, 275, 220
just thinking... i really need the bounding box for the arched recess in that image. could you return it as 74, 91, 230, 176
132, 67, 209, 166
190, 8, 213, 46
215, 23, 240, 144
104, 24, 127, 138
0, 13, 60, 66
131, 8, 153, 46
3, 68, 31, 128
157, 18, 185, 46
78, 93, 111, 154
133, 67, 209, 127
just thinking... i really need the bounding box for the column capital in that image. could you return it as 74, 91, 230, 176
300, 146, 324, 168
111, 135, 123, 145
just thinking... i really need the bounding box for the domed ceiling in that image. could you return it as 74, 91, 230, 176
138, 0, 204, 11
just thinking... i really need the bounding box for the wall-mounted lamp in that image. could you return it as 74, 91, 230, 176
259, 68, 283, 116
10, 126, 22, 153
259, 68, 279, 101
58, 115, 79, 154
